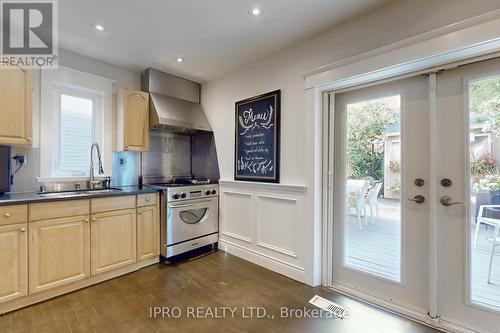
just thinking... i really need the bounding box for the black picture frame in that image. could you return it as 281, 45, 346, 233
234, 90, 280, 183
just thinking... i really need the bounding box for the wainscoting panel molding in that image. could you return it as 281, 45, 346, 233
256, 195, 298, 258
220, 191, 253, 244
218, 182, 307, 282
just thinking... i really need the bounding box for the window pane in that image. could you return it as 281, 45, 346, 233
58, 94, 93, 176
344, 95, 402, 282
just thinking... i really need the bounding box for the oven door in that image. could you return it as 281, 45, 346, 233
166, 197, 219, 246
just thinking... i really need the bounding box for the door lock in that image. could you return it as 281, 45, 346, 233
407, 195, 425, 204
414, 178, 425, 187
440, 196, 463, 206
441, 178, 452, 187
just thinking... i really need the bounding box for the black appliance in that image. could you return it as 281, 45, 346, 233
0, 146, 10, 194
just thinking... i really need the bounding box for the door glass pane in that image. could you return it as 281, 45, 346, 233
344, 95, 402, 282
469, 75, 500, 310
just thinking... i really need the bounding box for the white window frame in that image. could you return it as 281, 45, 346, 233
39, 66, 113, 181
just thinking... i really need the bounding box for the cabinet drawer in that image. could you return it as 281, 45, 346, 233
137, 193, 158, 207
91, 195, 136, 213
29, 200, 89, 222
0, 205, 28, 225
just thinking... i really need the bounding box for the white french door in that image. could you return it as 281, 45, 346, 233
332, 75, 430, 314
329, 56, 500, 332
436, 57, 500, 332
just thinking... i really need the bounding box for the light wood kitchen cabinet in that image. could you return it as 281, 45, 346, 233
29, 215, 90, 294
0, 65, 32, 145
115, 88, 150, 152
91, 208, 137, 275
0, 223, 28, 303
137, 195, 159, 260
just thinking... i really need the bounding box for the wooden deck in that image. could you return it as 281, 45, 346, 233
344, 199, 500, 311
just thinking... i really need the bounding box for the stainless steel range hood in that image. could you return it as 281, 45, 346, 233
141, 68, 212, 133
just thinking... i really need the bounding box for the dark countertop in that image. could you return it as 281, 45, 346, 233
0, 186, 160, 206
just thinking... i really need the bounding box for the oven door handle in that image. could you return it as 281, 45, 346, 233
168, 199, 218, 209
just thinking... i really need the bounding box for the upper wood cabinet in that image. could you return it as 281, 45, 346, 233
0, 223, 28, 303
0, 66, 32, 146
115, 88, 150, 151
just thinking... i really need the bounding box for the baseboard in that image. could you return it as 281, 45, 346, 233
219, 238, 305, 282
0, 257, 159, 315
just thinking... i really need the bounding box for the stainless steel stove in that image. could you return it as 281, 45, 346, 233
146, 179, 219, 258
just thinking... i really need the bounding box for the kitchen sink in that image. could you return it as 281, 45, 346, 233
37, 188, 123, 198
37, 191, 88, 198
82, 188, 123, 195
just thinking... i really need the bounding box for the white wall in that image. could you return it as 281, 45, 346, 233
201, 0, 500, 285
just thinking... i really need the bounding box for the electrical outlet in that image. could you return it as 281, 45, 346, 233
13, 155, 26, 166
119, 156, 127, 167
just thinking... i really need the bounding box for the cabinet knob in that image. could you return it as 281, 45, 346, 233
92, 217, 96, 222
85, 219, 90, 223
138, 210, 142, 214
20, 228, 26, 232
145, 197, 150, 202
4, 213, 11, 218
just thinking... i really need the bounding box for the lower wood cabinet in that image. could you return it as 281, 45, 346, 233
91, 209, 137, 275
0, 223, 27, 303
0, 193, 160, 310
29, 216, 90, 294
137, 204, 159, 260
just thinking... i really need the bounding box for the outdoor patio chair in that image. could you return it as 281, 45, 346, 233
346, 179, 370, 229
475, 205, 500, 284
365, 182, 383, 224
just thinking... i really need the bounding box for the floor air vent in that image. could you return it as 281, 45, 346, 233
309, 295, 349, 319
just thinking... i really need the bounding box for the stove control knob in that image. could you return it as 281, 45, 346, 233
180, 192, 187, 199
205, 190, 211, 195
172, 193, 180, 200
211, 189, 217, 195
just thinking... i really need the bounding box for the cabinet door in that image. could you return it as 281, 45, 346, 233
124, 89, 149, 151
91, 209, 137, 275
0, 223, 27, 303
29, 216, 90, 294
137, 205, 159, 260
0, 66, 32, 145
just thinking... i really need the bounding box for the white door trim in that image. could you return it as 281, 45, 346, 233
305, 12, 500, 91
308, 10, 500, 333
428, 72, 439, 322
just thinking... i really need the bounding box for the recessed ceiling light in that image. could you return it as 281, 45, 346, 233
250, 6, 261, 16
92, 23, 105, 31
176, 57, 184, 63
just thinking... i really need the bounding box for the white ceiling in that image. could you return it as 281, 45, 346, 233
59, 0, 388, 82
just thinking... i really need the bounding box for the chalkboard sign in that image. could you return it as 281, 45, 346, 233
235, 90, 280, 183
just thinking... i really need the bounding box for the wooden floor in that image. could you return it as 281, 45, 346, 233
0, 251, 437, 333
346, 199, 500, 311
345, 199, 401, 281
471, 224, 500, 310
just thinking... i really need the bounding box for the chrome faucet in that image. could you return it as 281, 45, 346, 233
89, 142, 104, 188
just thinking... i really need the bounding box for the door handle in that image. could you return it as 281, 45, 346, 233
440, 196, 463, 206
407, 195, 425, 204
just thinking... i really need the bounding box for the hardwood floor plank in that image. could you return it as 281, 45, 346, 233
1, 251, 437, 333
